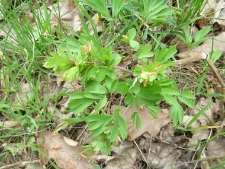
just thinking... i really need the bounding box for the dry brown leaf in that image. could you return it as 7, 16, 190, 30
191, 97, 220, 125
36, 131, 94, 169
0, 50, 2, 60
88, 14, 103, 35
49, 0, 82, 31
25, 163, 43, 169
104, 143, 137, 169
206, 137, 225, 167
147, 142, 181, 169
178, 32, 225, 58
111, 105, 170, 141
188, 130, 209, 150
182, 115, 200, 128
0, 120, 20, 129
178, 0, 225, 59
201, 0, 225, 25
184, 97, 220, 151
12, 82, 33, 106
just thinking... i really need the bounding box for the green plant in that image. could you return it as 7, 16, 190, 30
0, 0, 62, 163
44, 25, 196, 154
1, 0, 212, 158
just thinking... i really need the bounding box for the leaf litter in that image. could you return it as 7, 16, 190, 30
36, 131, 94, 169
0, 0, 225, 169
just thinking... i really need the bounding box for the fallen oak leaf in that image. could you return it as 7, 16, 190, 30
36, 131, 94, 169
111, 105, 170, 141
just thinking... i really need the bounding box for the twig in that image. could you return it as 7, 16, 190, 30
204, 54, 225, 88
0, 160, 40, 169
133, 140, 148, 166
175, 53, 225, 88
175, 55, 205, 65
115, 66, 133, 74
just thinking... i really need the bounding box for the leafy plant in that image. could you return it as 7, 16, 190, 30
44, 25, 196, 153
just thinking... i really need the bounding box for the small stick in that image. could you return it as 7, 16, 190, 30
204, 54, 225, 88
0, 160, 40, 169
134, 140, 148, 166
175, 53, 225, 89
175, 55, 205, 65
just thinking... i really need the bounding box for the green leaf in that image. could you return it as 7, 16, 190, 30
147, 105, 160, 118
86, 0, 111, 19
178, 96, 195, 108
112, 0, 125, 17
117, 114, 128, 140
69, 92, 85, 99
138, 84, 163, 102
91, 125, 108, 137
137, 45, 154, 61
64, 67, 79, 80
109, 53, 122, 67
142, 0, 174, 23
169, 104, 184, 127
111, 80, 119, 93
194, 26, 211, 44
155, 46, 177, 63
62, 117, 85, 125
95, 96, 107, 111
127, 28, 136, 40
43, 54, 72, 71
0, 103, 10, 109
65, 37, 81, 52
83, 92, 103, 99
158, 79, 175, 86
125, 93, 139, 106
88, 120, 105, 130
210, 50, 222, 63
180, 91, 196, 99
131, 112, 141, 129
86, 114, 112, 122
110, 122, 119, 142
187, 102, 211, 127
161, 87, 180, 95
163, 95, 178, 105
69, 98, 95, 114
129, 40, 139, 50
86, 81, 108, 94
117, 82, 129, 95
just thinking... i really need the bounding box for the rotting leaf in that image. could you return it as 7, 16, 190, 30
111, 105, 170, 141
36, 131, 94, 169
